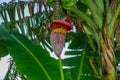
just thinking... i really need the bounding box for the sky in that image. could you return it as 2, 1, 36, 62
0, 0, 10, 3
0, 55, 10, 80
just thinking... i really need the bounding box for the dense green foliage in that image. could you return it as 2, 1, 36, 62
0, 0, 120, 80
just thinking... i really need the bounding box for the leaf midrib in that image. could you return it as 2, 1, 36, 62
11, 34, 51, 80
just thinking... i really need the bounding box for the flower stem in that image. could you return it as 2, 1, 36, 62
54, 0, 60, 19
58, 57, 64, 80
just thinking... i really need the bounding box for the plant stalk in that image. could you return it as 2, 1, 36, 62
58, 57, 64, 80
54, 0, 60, 19
77, 43, 87, 80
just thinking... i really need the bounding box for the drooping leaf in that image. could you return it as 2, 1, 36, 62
108, 4, 120, 37
83, 26, 96, 52
94, 0, 104, 12
0, 26, 60, 80
83, 25, 100, 54
70, 7, 97, 30
84, 0, 103, 30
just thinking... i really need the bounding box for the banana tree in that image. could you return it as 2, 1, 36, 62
60, 0, 120, 80
0, 0, 120, 80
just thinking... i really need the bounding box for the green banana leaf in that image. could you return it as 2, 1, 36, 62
0, 26, 60, 80
0, 40, 8, 59
63, 32, 100, 80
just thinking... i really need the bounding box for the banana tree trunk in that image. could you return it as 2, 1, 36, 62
99, 30, 116, 80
